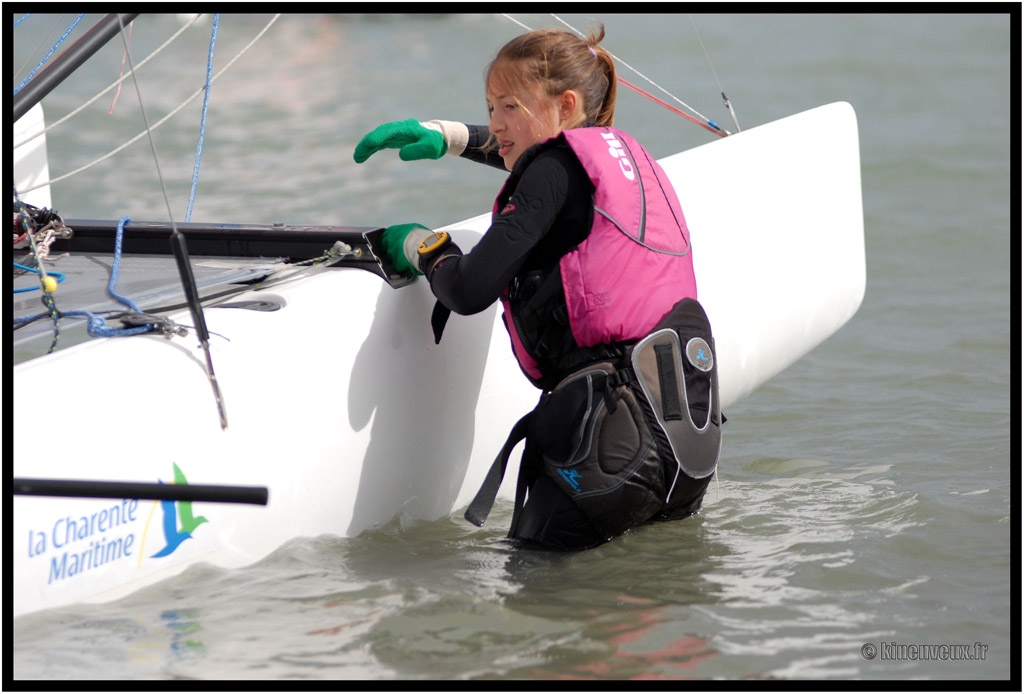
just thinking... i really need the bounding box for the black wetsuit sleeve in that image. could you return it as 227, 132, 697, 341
459, 124, 506, 170
427, 152, 572, 315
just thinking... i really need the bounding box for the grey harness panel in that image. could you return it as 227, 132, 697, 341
631, 328, 721, 490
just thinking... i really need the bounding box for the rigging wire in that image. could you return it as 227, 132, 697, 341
545, 13, 728, 135
16, 14, 280, 195
114, 14, 228, 430
14, 14, 202, 150
498, 14, 727, 135
689, 14, 741, 133
116, 31, 175, 258
500, 12, 726, 136
616, 78, 725, 137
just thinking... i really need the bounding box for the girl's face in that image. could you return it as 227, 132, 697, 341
486, 71, 565, 170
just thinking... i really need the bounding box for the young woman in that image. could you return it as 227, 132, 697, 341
353, 27, 722, 550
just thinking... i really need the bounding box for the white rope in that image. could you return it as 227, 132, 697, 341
546, 13, 719, 128
499, 12, 716, 127
499, 13, 531, 32
14, 14, 203, 150
18, 14, 281, 195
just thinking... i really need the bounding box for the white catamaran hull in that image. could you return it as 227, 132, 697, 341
13, 102, 864, 619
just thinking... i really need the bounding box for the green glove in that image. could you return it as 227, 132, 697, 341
354, 119, 447, 163
381, 223, 433, 275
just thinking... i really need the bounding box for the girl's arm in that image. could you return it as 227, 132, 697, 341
426, 151, 573, 314
458, 124, 506, 170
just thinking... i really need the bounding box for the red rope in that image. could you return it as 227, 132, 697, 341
617, 77, 727, 137
108, 20, 134, 114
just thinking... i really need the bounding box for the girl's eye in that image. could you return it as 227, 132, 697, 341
486, 101, 517, 117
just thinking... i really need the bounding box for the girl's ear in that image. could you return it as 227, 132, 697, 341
558, 89, 582, 125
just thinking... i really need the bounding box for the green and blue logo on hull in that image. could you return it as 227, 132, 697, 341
151, 463, 208, 558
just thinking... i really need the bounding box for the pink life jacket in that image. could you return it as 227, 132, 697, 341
499, 127, 697, 385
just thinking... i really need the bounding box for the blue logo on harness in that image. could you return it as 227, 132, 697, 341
685, 337, 714, 372
557, 469, 582, 493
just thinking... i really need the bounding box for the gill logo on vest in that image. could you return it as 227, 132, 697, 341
601, 131, 635, 182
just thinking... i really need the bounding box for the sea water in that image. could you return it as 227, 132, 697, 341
11, 12, 1013, 681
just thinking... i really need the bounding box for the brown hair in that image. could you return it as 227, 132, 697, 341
486, 25, 618, 129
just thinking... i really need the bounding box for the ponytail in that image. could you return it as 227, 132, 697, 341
586, 26, 617, 127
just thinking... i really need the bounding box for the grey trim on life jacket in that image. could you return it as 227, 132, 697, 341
594, 203, 693, 257
591, 138, 691, 257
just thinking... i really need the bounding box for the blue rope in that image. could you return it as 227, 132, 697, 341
13, 13, 86, 95
62, 310, 152, 338
185, 13, 219, 223
107, 216, 143, 312
14, 308, 153, 338
13, 262, 66, 293
14, 216, 159, 339
14, 13, 31, 27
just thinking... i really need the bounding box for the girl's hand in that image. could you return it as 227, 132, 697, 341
381, 223, 434, 275
354, 119, 468, 162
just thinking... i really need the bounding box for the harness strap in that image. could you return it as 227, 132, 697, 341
607, 366, 636, 388
463, 411, 532, 527
507, 444, 533, 539
431, 301, 451, 344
